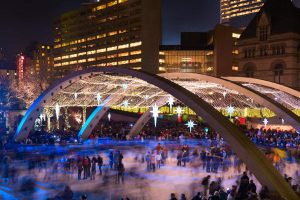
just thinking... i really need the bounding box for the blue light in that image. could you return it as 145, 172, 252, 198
15, 95, 44, 139
78, 105, 104, 139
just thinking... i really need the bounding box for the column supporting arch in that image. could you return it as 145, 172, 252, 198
129, 97, 168, 137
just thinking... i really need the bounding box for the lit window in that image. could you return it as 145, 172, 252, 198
232, 66, 239, 71
70, 40, 78, 45
130, 50, 142, 55
54, 57, 61, 61
62, 55, 69, 59
118, 0, 128, 3
70, 61, 78, 64
62, 42, 69, 47
62, 62, 69, 66
87, 50, 96, 55
107, 62, 117, 66
118, 52, 129, 57
107, 46, 117, 51
78, 52, 87, 56
78, 59, 86, 63
130, 41, 142, 47
107, 0, 118, 7
97, 48, 106, 53
232, 33, 241, 39
130, 58, 142, 63
54, 44, 61, 49
54, 63, 61, 67
97, 34, 106, 39
118, 60, 129, 65
88, 58, 96, 62
107, 54, 117, 59
70, 54, 78, 58
87, 36, 96, 41
108, 31, 118, 36
96, 4, 106, 10
118, 44, 129, 49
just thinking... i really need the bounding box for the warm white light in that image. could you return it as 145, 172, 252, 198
96, 93, 101, 104
227, 105, 235, 119
108, 112, 111, 121
123, 100, 129, 107
74, 92, 78, 100
263, 118, 269, 128
151, 104, 160, 127
176, 106, 183, 117
55, 103, 60, 120
167, 96, 174, 110
122, 83, 128, 90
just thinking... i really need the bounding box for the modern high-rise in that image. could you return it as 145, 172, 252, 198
220, 0, 265, 28
53, 0, 161, 79
16, 44, 54, 82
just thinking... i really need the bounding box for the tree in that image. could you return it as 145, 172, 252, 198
0, 75, 21, 110
11, 75, 49, 108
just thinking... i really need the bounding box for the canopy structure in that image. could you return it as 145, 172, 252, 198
15, 67, 300, 199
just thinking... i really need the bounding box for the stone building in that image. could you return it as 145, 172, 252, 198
237, 0, 300, 89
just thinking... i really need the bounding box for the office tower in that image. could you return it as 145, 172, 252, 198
220, 0, 265, 28
53, 0, 161, 79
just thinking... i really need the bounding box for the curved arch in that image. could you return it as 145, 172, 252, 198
15, 67, 298, 199
223, 76, 300, 98
160, 73, 300, 131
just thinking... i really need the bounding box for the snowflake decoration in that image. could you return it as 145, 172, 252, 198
150, 104, 160, 127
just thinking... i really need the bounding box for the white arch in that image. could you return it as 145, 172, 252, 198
14, 67, 298, 199
223, 76, 300, 98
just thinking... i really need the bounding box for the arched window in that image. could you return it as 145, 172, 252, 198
257, 12, 270, 41
273, 64, 284, 83
243, 63, 256, 78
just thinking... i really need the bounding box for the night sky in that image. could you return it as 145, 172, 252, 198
0, 0, 219, 62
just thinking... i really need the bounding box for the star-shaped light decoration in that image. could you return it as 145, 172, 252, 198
263, 118, 269, 128
144, 95, 149, 100
223, 92, 227, 99
227, 105, 235, 119
108, 112, 111, 121
281, 118, 285, 125
123, 100, 129, 107
122, 83, 128, 90
74, 92, 78, 100
186, 120, 196, 133
96, 93, 102, 104
175, 106, 183, 117
55, 103, 60, 120
167, 96, 174, 111
150, 104, 160, 127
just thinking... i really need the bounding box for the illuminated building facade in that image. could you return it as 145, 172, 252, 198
53, 0, 161, 79
220, 0, 265, 28
237, 0, 300, 89
16, 54, 28, 81
160, 25, 242, 77
28, 44, 54, 81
